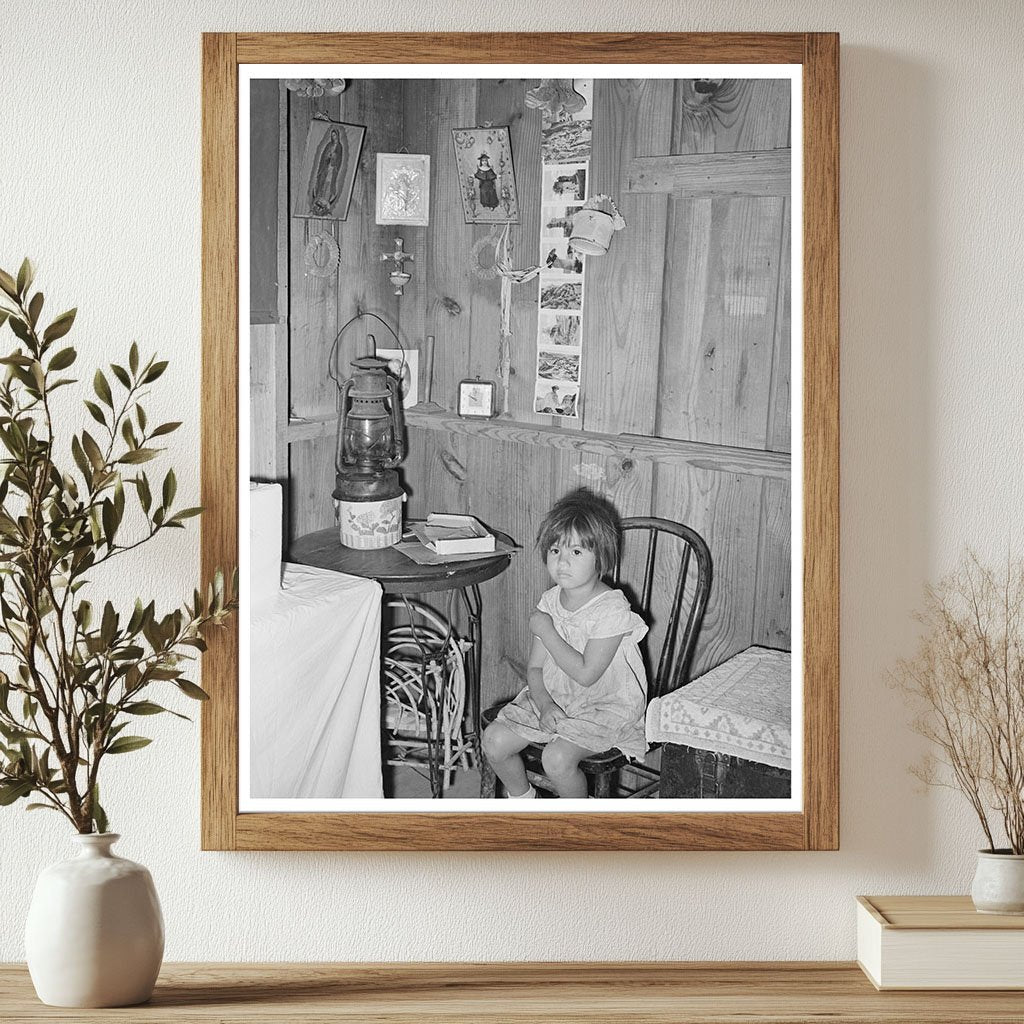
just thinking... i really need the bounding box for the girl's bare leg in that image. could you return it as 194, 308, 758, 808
481, 722, 532, 796
541, 737, 598, 798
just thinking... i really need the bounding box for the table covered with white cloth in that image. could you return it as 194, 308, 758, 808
247, 482, 384, 800
645, 645, 791, 770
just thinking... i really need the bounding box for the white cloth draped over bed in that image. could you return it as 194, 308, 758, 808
249, 483, 384, 799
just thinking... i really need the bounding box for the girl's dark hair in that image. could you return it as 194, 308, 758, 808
536, 487, 622, 577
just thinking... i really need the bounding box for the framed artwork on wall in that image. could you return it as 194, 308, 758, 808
202, 32, 839, 852
451, 126, 520, 224
292, 119, 365, 220
375, 152, 430, 226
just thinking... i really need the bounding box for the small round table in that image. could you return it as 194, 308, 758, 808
289, 526, 513, 797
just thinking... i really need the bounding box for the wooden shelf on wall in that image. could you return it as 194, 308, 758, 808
285, 405, 790, 481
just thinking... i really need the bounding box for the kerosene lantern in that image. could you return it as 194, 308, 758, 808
333, 356, 406, 549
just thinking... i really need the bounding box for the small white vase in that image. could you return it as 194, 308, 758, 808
970, 849, 1024, 915
25, 833, 164, 1007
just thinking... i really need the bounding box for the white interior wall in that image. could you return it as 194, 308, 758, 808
2, 0, 1022, 961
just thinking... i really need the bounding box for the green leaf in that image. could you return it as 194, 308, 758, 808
0, 269, 18, 301
0, 779, 33, 805
27, 292, 43, 328
0, 309, 9, 331
83, 400, 107, 427
129, 342, 139, 375
136, 404, 147, 432
150, 421, 181, 438
91, 785, 108, 834
47, 346, 77, 372
16, 258, 34, 298
142, 360, 168, 383
100, 602, 117, 647
26, 803, 61, 813
105, 735, 152, 755
124, 700, 170, 716
8, 316, 32, 345
121, 418, 137, 449
81, 431, 105, 472
110, 363, 131, 389
168, 507, 203, 524
93, 369, 113, 409
118, 448, 158, 465
176, 679, 210, 701
162, 468, 176, 508
136, 473, 152, 513
42, 308, 76, 344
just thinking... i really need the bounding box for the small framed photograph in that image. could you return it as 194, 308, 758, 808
293, 119, 366, 220
457, 378, 497, 418
375, 153, 430, 226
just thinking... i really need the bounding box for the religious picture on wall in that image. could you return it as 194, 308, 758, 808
293, 120, 366, 220
375, 153, 430, 226
451, 126, 520, 224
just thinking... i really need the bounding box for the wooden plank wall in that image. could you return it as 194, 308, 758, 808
277, 77, 792, 709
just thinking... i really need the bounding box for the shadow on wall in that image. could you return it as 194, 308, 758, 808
839, 48, 937, 867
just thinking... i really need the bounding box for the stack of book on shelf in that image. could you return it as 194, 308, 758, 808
410, 514, 496, 555
857, 895, 1024, 990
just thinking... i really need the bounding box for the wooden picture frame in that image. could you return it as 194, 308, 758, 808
202, 32, 838, 851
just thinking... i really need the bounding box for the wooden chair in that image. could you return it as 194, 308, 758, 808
479, 516, 712, 798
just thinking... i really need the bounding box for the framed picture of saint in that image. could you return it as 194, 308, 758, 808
451, 125, 520, 224
294, 119, 366, 220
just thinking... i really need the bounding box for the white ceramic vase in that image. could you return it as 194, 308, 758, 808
970, 849, 1024, 915
25, 833, 164, 1007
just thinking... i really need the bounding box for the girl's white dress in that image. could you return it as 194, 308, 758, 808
497, 586, 649, 758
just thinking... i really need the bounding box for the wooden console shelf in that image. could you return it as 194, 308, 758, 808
2, 962, 1022, 1022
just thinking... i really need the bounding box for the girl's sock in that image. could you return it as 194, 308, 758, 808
506, 784, 536, 799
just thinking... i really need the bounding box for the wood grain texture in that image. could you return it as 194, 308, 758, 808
202, 32, 838, 852
626, 149, 791, 197
404, 408, 792, 478
236, 32, 808, 63
801, 32, 840, 852
200, 32, 238, 852
3, 962, 1022, 1023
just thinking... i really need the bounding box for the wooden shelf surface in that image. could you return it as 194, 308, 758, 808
3, 962, 1024, 1022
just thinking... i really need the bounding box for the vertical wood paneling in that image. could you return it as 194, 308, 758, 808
422, 79, 478, 399
658, 79, 791, 450
653, 468, 764, 676
583, 79, 674, 435
752, 477, 792, 648
766, 198, 792, 452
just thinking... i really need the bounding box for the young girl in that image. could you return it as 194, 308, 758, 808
482, 488, 648, 798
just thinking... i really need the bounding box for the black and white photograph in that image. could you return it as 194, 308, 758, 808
243, 66, 798, 815
542, 161, 588, 203
537, 348, 581, 383
539, 280, 583, 310
539, 312, 581, 347
543, 240, 584, 275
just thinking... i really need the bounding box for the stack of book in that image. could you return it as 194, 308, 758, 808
857, 895, 1024, 989
410, 514, 496, 555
